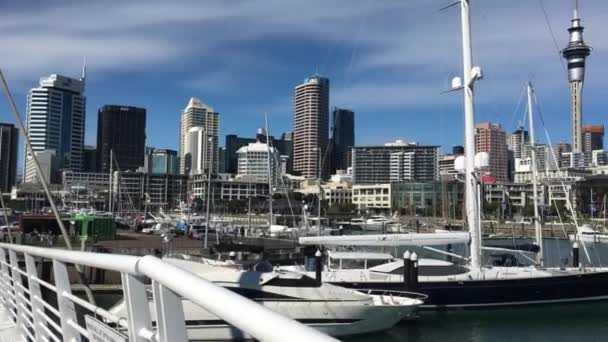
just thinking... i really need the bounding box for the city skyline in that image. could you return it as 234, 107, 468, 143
1, 1, 607, 157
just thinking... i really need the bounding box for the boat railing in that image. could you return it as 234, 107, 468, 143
0, 242, 337, 342
354, 288, 429, 302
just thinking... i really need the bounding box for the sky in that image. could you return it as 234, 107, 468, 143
0, 0, 607, 156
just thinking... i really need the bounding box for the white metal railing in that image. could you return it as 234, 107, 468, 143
0, 242, 338, 342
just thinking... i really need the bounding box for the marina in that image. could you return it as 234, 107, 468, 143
1, 0, 608, 341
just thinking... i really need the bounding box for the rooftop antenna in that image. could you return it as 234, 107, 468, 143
574, 0, 579, 19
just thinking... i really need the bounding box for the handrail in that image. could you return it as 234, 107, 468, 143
0, 243, 338, 342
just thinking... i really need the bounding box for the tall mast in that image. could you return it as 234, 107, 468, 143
527, 82, 543, 266
109, 149, 113, 213
265, 113, 273, 229
204, 135, 213, 249
317, 147, 322, 236
460, 0, 482, 269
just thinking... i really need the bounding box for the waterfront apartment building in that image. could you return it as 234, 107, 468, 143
236, 141, 279, 184
97, 105, 146, 173
184, 127, 212, 176
112, 172, 187, 212
352, 184, 391, 211
0, 123, 19, 192
475, 123, 508, 182
331, 107, 355, 173
24, 74, 86, 183
178, 98, 219, 175
351, 140, 438, 184
293, 75, 329, 179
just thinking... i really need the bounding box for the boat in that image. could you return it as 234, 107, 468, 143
569, 224, 608, 243
286, 0, 608, 310
350, 215, 398, 231
109, 258, 426, 339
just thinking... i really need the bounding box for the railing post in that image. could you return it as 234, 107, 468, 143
152, 281, 188, 342
9, 250, 27, 335
25, 253, 47, 342
0, 247, 10, 309
52, 259, 81, 342
121, 274, 153, 342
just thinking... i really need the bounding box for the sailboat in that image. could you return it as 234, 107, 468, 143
287, 0, 608, 309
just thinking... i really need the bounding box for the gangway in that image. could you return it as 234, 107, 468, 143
0, 243, 337, 342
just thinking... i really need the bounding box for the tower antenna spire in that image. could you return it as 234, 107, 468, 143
81, 56, 87, 84
574, 0, 579, 19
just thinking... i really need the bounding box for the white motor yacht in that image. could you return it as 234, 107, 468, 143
110, 258, 425, 340
569, 224, 608, 243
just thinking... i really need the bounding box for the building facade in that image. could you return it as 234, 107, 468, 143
0, 123, 19, 192
236, 141, 279, 184
507, 126, 529, 159
351, 141, 438, 184
293, 75, 329, 179
225, 131, 293, 175
178, 98, 219, 175
352, 184, 391, 211
475, 123, 508, 182
24, 74, 86, 183
150, 149, 179, 175
331, 107, 354, 173
583, 124, 604, 153
97, 105, 146, 173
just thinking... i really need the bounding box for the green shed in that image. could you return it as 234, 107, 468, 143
71, 214, 116, 241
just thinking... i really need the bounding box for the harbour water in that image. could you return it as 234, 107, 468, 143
347, 238, 608, 342
347, 302, 608, 342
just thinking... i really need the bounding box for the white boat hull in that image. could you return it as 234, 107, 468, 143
569, 233, 608, 243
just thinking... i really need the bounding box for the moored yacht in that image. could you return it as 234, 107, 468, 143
110, 258, 425, 340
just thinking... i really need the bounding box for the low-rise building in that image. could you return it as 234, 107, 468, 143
352, 184, 391, 211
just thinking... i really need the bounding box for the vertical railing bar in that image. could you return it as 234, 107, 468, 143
52, 259, 81, 342
26, 252, 48, 342
9, 250, 26, 337
152, 281, 188, 342
121, 273, 153, 342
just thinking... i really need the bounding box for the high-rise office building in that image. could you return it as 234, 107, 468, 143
583, 125, 604, 153
475, 123, 508, 182
0, 123, 19, 192
24, 73, 86, 183
83, 145, 98, 172
178, 98, 219, 175
562, 2, 592, 153
351, 140, 438, 184
293, 75, 329, 179
149, 149, 179, 175
331, 107, 354, 174
97, 105, 146, 173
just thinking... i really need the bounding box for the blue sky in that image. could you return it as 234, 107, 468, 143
0, 0, 607, 155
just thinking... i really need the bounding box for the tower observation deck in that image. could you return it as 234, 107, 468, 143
562, 0, 592, 153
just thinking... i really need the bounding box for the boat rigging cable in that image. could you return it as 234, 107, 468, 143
532, 89, 595, 266
0, 69, 96, 304
537, 0, 567, 74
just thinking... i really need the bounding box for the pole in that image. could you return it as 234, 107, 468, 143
204, 136, 213, 249
264, 113, 273, 229
460, 0, 482, 268
0, 69, 95, 304
527, 82, 543, 266
317, 147, 322, 236
109, 149, 113, 214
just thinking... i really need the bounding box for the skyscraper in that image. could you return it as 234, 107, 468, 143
0, 123, 19, 192
236, 141, 280, 184
184, 127, 211, 176
179, 98, 219, 175
24, 73, 86, 183
331, 107, 354, 173
475, 123, 508, 182
97, 105, 146, 173
562, 1, 592, 153
293, 75, 329, 179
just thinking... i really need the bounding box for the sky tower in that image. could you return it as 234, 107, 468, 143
562, 0, 592, 153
